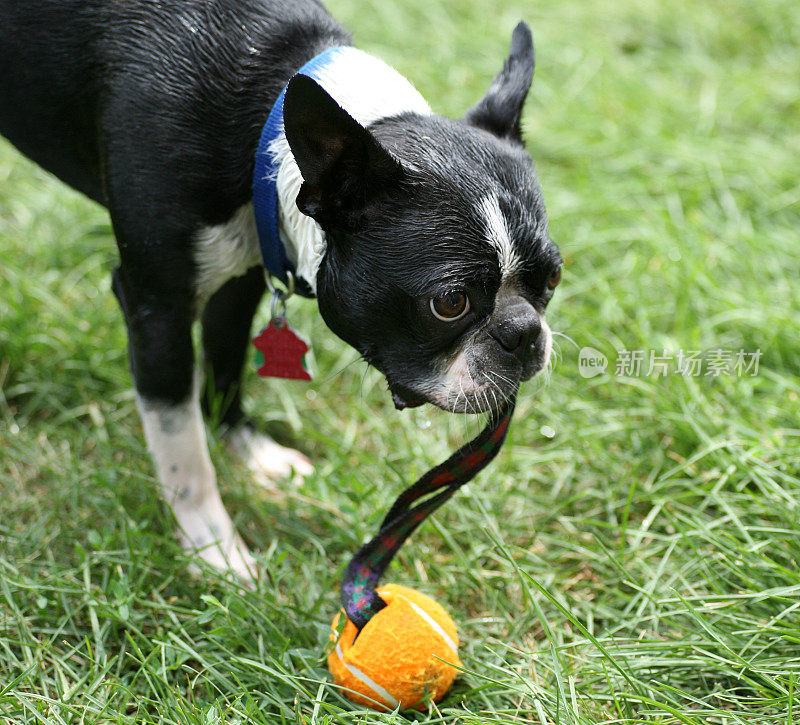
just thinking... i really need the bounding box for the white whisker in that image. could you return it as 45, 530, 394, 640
551, 329, 578, 349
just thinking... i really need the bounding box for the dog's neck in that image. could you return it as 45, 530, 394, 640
269, 47, 432, 293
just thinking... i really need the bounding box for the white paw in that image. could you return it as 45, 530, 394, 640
227, 426, 313, 485
172, 494, 258, 582
182, 529, 258, 582
199, 533, 257, 582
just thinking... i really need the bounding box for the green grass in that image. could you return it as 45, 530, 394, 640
1, 0, 799, 721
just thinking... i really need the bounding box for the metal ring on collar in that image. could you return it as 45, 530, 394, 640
264, 269, 295, 300
266, 270, 294, 321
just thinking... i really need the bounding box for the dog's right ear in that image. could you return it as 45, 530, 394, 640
283, 74, 403, 230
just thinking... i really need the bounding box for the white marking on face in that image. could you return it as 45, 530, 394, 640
431, 304, 552, 413
480, 195, 522, 278
267, 47, 433, 291
193, 204, 261, 308
135, 370, 256, 579
540, 318, 552, 369
433, 342, 492, 412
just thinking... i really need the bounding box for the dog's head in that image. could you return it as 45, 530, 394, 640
284, 23, 561, 414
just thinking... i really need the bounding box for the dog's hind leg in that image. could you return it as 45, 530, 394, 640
200, 267, 313, 485
112, 267, 257, 580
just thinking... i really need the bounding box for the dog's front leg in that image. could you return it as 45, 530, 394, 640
112, 269, 256, 580
136, 382, 256, 579
199, 265, 313, 484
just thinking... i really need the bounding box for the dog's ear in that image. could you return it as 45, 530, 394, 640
463, 22, 534, 145
283, 74, 403, 230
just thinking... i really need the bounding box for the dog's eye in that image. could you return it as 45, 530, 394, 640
430, 291, 470, 321
547, 267, 562, 290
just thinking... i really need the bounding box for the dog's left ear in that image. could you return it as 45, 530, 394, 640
283, 74, 403, 230
463, 22, 535, 145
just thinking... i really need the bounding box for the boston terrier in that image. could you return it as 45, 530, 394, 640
0, 0, 562, 579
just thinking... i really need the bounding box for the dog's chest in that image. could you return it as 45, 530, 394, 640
193, 204, 261, 305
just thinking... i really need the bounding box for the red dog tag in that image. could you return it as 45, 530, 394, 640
253, 318, 312, 381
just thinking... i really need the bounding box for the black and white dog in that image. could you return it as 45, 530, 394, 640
0, 0, 562, 578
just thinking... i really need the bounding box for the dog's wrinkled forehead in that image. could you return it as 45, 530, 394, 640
368, 113, 554, 291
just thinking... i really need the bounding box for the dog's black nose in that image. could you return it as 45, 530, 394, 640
490, 297, 541, 362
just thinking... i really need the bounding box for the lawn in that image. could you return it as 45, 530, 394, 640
1, 0, 799, 722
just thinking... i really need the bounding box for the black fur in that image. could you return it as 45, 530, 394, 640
0, 0, 560, 419
463, 22, 535, 145
0, 0, 349, 416
310, 112, 560, 407
285, 75, 405, 231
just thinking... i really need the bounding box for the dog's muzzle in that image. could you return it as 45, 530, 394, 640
487, 294, 541, 367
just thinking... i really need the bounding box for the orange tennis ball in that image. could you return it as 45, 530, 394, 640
328, 583, 461, 711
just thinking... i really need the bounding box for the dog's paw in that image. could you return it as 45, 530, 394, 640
226, 426, 313, 485
183, 530, 258, 583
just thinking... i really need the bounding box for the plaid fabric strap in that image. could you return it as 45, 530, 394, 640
341, 397, 516, 630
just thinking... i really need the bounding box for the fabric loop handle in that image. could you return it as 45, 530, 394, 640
341, 396, 516, 631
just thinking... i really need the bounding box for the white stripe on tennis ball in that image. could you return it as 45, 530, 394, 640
397, 596, 458, 655
335, 642, 400, 708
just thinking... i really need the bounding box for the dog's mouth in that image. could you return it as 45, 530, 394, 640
388, 377, 520, 414
389, 383, 427, 411
386, 323, 552, 414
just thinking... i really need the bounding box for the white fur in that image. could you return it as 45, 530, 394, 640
434, 314, 552, 412
480, 195, 522, 277
269, 47, 433, 291
193, 204, 261, 306
136, 373, 256, 579
435, 344, 493, 412
541, 319, 552, 367
226, 425, 313, 484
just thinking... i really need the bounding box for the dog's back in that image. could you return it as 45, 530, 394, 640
0, 1, 107, 199
0, 0, 348, 210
